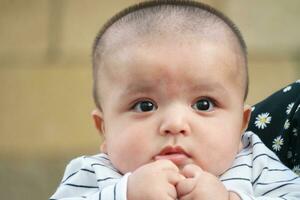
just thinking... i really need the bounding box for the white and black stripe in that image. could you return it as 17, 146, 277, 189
50, 132, 300, 199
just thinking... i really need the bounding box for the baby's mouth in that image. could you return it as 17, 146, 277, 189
154, 146, 190, 166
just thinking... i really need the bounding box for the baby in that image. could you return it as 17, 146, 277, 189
51, 1, 300, 200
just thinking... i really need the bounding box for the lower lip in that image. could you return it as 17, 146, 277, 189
154, 154, 189, 166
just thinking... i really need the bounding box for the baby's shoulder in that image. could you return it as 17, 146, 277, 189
61, 153, 122, 182
66, 153, 114, 170
240, 131, 281, 164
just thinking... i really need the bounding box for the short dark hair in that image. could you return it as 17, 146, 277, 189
92, 0, 248, 109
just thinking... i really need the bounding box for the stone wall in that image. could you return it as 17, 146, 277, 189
0, 1, 299, 199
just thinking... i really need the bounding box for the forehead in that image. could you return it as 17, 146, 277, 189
99, 36, 245, 98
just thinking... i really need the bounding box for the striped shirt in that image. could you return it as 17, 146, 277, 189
50, 131, 300, 200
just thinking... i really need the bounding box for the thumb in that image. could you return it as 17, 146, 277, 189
181, 164, 203, 178
176, 177, 196, 197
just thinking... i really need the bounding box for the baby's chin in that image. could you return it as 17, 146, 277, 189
173, 160, 195, 171
118, 160, 227, 178
115, 161, 150, 174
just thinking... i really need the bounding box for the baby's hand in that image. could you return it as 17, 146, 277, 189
176, 164, 240, 200
127, 159, 184, 200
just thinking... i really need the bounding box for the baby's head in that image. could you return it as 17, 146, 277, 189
92, 0, 251, 176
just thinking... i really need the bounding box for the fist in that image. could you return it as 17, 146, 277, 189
177, 164, 231, 200
127, 160, 184, 200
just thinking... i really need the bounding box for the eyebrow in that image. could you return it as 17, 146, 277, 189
120, 81, 158, 97
121, 80, 230, 98
191, 82, 227, 92
189, 82, 230, 97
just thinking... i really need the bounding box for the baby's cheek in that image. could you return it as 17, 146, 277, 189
110, 134, 151, 173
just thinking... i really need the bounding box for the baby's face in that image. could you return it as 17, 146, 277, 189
95, 38, 250, 176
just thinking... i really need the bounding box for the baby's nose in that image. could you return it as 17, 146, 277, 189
159, 111, 191, 136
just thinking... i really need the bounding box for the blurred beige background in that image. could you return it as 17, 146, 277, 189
0, 0, 299, 199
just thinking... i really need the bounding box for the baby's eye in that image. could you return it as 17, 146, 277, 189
192, 98, 215, 112
132, 100, 157, 112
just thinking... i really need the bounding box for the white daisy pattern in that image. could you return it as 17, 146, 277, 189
296, 79, 300, 83
255, 112, 272, 129
284, 119, 290, 130
292, 165, 300, 176
286, 102, 294, 115
283, 85, 292, 92
293, 128, 298, 136
272, 135, 284, 151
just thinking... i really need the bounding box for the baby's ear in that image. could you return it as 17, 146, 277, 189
241, 104, 252, 133
92, 109, 107, 153
92, 109, 105, 134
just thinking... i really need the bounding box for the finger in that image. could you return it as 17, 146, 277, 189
154, 159, 179, 172
179, 192, 193, 200
176, 177, 196, 197
181, 164, 203, 178
167, 183, 178, 199
167, 171, 186, 185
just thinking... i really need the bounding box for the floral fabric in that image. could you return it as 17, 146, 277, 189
247, 80, 300, 175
